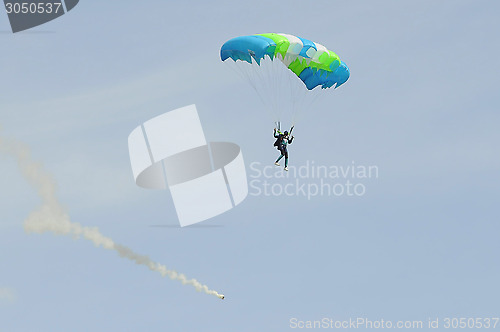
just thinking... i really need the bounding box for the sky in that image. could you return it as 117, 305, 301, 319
1, 1, 499, 331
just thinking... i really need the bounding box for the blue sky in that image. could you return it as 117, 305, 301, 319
1, 1, 499, 331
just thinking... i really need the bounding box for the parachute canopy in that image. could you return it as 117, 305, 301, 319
221, 33, 350, 90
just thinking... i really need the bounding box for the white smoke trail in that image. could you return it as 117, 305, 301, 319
0, 135, 224, 299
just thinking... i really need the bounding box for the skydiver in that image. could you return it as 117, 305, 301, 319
273, 128, 294, 171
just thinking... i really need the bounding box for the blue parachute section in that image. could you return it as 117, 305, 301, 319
220, 35, 276, 65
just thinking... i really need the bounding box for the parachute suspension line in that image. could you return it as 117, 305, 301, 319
288, 60, 295, 120
270, 56, 279, 120
238, 62, 268, 115
226, 60, 276, 124
266, 57, 279, 120
288, 58, 310, 126
259, 56, 288, 125
267, 58, 281, 122
275, 55, 287, 122
255, 55, 289, 125
224, 56, 342, 129
250, 57, 277, 122
290, 68, 304, 125
271, 53, 299, 128
225, 55, 327, 129
281, 55, 290, 120
274, 58, 280, 121
264, 55, 281, 122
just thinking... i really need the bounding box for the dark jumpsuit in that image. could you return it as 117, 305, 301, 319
274, 131, 294, 167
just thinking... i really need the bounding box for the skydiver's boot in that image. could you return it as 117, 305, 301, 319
275, 162, 280, 166
284, 167, 288, 171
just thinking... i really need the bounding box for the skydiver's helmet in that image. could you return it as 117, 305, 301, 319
284, 131, 289, 136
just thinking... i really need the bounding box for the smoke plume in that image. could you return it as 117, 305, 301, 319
0, 135, 224, 299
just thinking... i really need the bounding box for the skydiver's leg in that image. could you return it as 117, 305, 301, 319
275, 146, 286, 164
275, 147, 285, 164
284, 149, 289, 167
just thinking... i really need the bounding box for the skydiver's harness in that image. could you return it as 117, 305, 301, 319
273, 122, 294, 149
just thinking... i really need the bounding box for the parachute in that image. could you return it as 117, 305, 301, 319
220, 33, 350, 126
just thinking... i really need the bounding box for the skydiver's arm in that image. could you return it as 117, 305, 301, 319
288, 136, 294, 144
274, 129, 280, 138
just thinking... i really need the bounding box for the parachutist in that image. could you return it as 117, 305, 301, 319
274, 128, 294, 169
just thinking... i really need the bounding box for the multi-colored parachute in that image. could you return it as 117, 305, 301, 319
220, 33, 350, 126
221, 33, 350, 90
